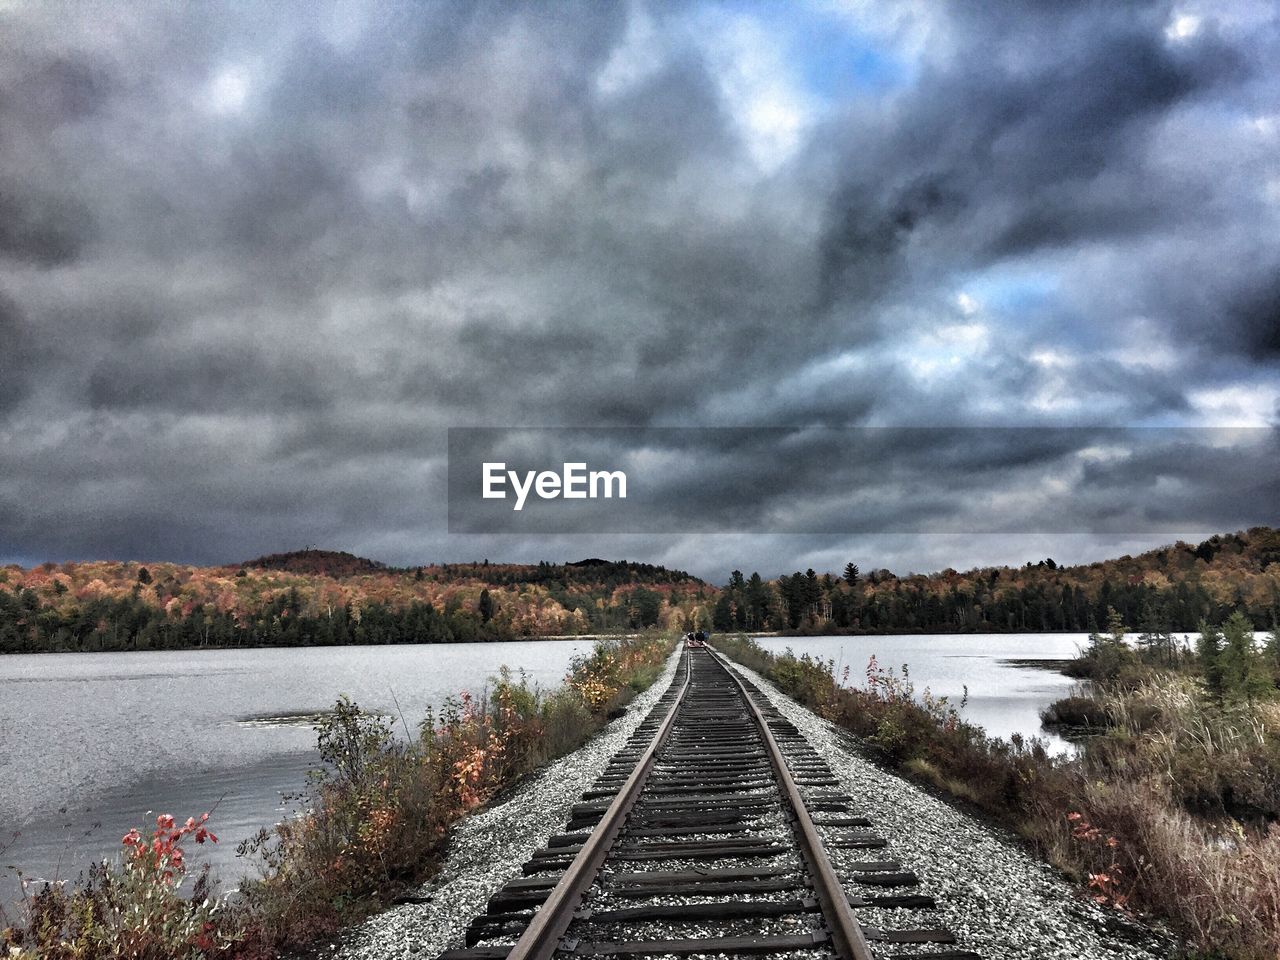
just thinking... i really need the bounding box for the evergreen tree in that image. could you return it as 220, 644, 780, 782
628, 588, 662, 628
843, 563, 860, 586
802, 569, 821, 621
779, 573, 804, 628
1264, 626, 1280, 681
713, 593, 734, 631
745, 572, 769, 629
1219, 611, 1271, 702
1082, 607, 1135, 678
1197, 620, 1225, 700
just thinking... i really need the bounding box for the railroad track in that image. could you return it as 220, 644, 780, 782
440, 647, 978, 960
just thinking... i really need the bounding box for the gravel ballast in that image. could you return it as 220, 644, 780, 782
326, 647, 682, 960
327, 647, 1177, 960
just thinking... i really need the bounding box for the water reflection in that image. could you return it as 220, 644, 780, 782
0, 639, 594, 901
752, 633, 1088, 754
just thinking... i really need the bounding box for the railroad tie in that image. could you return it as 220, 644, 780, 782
440, 647, 977, 960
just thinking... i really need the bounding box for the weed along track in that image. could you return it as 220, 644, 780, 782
438, 647, 977, 960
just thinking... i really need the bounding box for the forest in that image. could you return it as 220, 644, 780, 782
0, 552, 710, 653
4, 528, 1278, 653
714, 527, 1280, 634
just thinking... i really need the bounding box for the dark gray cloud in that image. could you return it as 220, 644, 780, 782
0, 185, 96, 266
0, 293, 36, 411
0, 0, 1277, 579
1226, 271, 1280, 359
446, 426, 1279, 535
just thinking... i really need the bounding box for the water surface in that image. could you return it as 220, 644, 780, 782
752, 633, 1093, 754
0, 640, 593, 900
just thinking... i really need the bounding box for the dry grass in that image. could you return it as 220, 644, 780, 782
1065, 779, 1280, 959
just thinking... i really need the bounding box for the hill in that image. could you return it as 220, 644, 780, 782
0, 553, 711, 654
718, 527, 1280, 634
240, 549, 389, 578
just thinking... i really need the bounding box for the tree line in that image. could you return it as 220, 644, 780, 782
0, 588, 507, 653
713, 528, 1280, 634
0, 583, 676, 654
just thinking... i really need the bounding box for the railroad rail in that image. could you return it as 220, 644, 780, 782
439, 647, 978, 960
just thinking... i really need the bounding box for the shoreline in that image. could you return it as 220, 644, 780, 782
0, 634, 641, 657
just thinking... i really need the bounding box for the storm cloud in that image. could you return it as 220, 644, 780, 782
0, 0, 1277, 578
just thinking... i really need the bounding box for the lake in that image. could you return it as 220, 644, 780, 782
753, 632, 1098, 754
0, 640, 595, 903
0, 632, 1086, 904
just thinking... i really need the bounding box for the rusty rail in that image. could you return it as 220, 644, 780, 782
504, 653, 692, 960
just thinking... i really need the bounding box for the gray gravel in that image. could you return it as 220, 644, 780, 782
323, 647, 682, 960
725, 658, 1179, 960
323, 648, 1178, 960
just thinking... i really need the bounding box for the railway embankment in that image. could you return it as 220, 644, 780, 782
332, 647, 1172, 960
328, 646, 683, 959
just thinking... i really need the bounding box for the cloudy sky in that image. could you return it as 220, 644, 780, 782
1, 0, 1277, 580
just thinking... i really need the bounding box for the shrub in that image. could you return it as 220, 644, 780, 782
1041, 695, 1111, 730
1, 813, 232, 960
